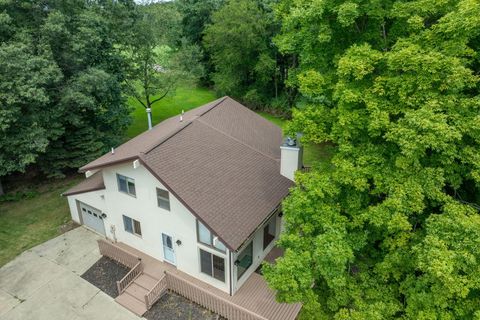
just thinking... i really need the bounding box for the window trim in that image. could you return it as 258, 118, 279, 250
199, 248, 225, 282
196, 220, 226, 253
122, 215, 142, 237
156, 187, 170, 211
117, 174, 136, 197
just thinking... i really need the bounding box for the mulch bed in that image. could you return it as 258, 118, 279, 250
82, 256, 224, 319
81, 256, 129, 298
144, 292, 223, 320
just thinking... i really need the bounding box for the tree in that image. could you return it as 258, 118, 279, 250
0, 0, 136, 181
203, 0, 282, 108
0, 41, 62, 194
176, 0, 223, 85
126, 3, 204, 130
263, 0, 480, 318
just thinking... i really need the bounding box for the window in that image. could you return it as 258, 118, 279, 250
123, 215, 142, 236
117, 174, 136, 197
263, 218, 276, 250
156, 188, 170, 210
196, 220, 226, 253
199, 249, 225, 282
236, 242, 253, 280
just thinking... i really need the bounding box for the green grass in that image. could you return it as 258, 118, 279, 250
127, 85, 217, 138
256, 112, 334, 166
0, 176, 81, 267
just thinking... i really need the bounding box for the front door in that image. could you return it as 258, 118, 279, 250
162, 233, 176, 265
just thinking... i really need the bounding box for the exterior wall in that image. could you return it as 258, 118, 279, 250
67, 189, 106, 224
231, 211, 282, 294
90, 162, 231, 293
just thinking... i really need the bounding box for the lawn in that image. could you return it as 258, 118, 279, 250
257, 112, 334, 166
0, 176, 82, 266
126, 85, 217, 138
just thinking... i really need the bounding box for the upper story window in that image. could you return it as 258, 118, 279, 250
157, 188, 170, 210
197, 220, 226, 253
123, 215, 142, 236
117, 174, 136, 197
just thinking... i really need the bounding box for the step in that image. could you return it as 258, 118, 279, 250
115, 292, 147, 316
134, 273, 159, 291
125, 282, 149, 301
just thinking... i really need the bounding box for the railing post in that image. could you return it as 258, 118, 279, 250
144, 294, 149, 309
116, 280, 121, 295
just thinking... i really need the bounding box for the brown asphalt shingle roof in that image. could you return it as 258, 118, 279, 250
63, 172, 105, 196
78, 97, 292, 251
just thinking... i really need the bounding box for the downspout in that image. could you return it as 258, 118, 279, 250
229, 250, 233, 296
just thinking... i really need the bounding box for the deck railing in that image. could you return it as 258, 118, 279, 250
116, 260, 143, 294
165, 271, 268, 320
144, 274, 168, 309
97, 239, 140, 268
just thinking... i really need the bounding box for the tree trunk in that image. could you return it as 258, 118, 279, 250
0, 178, 4, 196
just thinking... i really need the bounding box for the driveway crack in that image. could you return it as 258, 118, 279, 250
81, 289, 101, 309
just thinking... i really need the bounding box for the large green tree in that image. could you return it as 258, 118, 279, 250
204, 0, 290, 108
263, 0, 480, 318
0, 0, 136, 183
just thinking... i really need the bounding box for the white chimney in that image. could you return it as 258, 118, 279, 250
280, 136, 303, 181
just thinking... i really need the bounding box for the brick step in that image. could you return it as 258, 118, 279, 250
115, 292, 147, 316
134, 273, 159, 291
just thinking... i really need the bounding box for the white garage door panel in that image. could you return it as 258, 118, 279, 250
79, 202, 106, 236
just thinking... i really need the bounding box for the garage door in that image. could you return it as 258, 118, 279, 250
79, 202, 106, 236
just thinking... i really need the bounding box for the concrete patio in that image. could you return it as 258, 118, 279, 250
0, 227, 139, 320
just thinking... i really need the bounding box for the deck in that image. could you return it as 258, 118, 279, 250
99, 240, 301, 320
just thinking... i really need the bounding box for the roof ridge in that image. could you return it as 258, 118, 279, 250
195, 117, 280, 163
143, 96, 228, 155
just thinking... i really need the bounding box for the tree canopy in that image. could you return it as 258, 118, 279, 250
0, 0, 136, 180
263, 0, 480, 318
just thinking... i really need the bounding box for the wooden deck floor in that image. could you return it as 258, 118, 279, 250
114, 242, 301, 320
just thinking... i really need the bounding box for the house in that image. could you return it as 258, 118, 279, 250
63, 97, 303, 319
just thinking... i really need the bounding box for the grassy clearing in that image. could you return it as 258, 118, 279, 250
0, 176, 81, 266
257, 112, 334, 166
127, 85, 217, 138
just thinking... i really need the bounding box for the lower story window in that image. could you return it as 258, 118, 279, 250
123, 215, 142, 236
199, 249, 225, 282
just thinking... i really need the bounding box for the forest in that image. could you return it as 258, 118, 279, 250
1, 0, 480, 319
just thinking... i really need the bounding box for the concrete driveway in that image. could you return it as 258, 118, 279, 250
0, 227, 140, 320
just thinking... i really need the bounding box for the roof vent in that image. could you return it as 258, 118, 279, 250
111, 147, 115, 154
180, 110, 184, 122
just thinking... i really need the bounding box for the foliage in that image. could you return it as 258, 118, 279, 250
203, 0, 294, 109
263, 0, 480, 319
0, 0, 136, 179
126, 3, 204, 124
